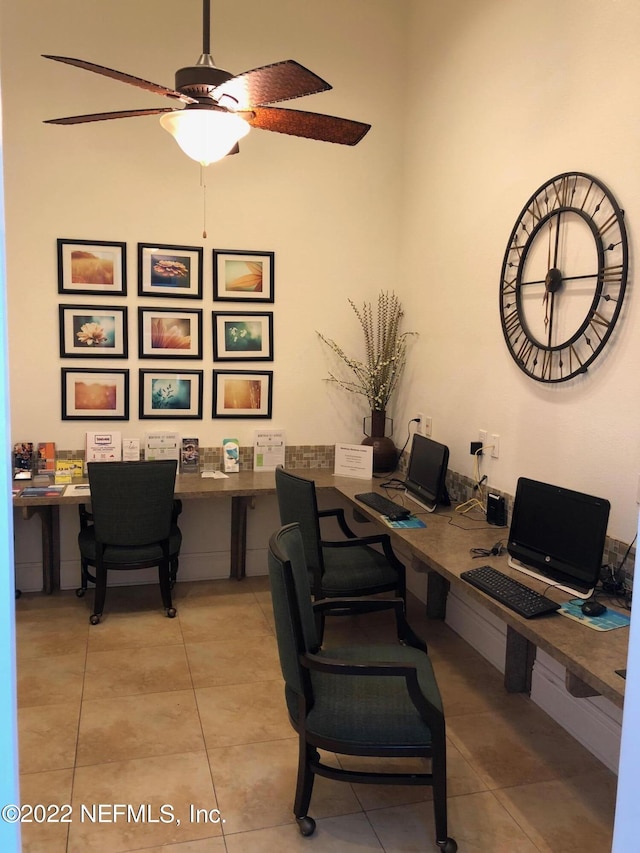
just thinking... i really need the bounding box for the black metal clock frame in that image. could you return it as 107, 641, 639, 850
499, 171, 628, 383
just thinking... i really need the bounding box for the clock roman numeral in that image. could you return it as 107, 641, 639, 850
516, 338, 539, 371
503, 308, 521, 338
596, 211, 623, 240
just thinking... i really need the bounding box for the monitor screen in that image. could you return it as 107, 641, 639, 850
404, 434, 450, 513
508, 477, 610, 598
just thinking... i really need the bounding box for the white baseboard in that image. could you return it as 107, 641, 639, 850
445, 586, 622, 773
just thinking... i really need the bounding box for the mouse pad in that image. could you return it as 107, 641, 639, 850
559, 599, 631, 631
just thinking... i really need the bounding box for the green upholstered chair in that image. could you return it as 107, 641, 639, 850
268, 522, 456, 851
76, 460, 182, 625
275, 467, 406, 621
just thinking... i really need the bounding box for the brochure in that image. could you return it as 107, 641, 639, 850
181, 438, 200, 474
253, 429, 285, 472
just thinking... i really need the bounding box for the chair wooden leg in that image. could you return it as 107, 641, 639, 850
159, 561, 176, 618
76, 558, 89, 598
169, 555, 179, 589
432, 740, 456, 852
91, 564, 107, 624
293, 739, 317, 836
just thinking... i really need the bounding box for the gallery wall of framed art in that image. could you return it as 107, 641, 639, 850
56, 239, 276, 422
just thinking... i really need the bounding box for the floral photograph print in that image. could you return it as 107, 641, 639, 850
57, 239, 126, 295
59, 304, 128, 358
138, 243, 203, 299
139, 370, 203, 419
213, 312, 273, 361
213, 370, 273, 418
61, 368, 129, 420
213, 249, 274, 302
138, 307, 202, 359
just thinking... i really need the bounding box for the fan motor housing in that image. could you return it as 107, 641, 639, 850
175, 65, 234, 99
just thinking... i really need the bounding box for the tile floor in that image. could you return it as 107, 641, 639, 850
15, 577, 618, 852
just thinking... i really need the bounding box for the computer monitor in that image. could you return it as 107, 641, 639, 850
507, 477, 610, 599
403, 434, 450, 513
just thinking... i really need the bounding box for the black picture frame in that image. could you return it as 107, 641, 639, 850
139, 369, 203, 419
61, 368, 129, 420
138, 242, 203, 299
212, 311, 273, 361
59, 304, 128, 358
138, 307, 203, 359
212, 369, 273, 418
57, 239, 127, 296
213, 249, 274, 302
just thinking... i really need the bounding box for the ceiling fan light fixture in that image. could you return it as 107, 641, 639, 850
160, 107, 250, 166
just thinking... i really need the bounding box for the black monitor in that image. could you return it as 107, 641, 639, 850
403, 434, 450, 513
508, 477, 610, 598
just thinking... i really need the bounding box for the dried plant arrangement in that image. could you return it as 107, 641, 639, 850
317, 291, 415, 412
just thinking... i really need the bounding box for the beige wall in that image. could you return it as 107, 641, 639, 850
398, 0, 640, 544
1, 0, 408, 449
3, 0, 640, 583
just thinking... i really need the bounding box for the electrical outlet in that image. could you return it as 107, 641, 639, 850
415, 412, 425, 435
479, 429, 487, 450
423, 416, 432, 437
491, 434, 500, 459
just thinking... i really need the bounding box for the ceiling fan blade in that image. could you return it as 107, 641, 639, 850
247, 106, 371, 145
212, 60, 331, 110
44, 107, 177, 125
42, 55, 197, 104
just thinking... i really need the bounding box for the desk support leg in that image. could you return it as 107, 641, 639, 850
23, 505, 60, 593
504, 626, 536, 694
230, 496, 252, 581
426, 570, 449, 620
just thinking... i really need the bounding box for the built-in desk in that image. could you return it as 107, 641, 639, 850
14, 469, 627, 708
331, 478, 628, 709
13, 469, 292, 592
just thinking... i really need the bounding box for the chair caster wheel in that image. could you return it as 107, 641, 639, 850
76, 588, 86, 598
296, 816, 316, 837
166, 607, 177, 618
436, 839, 457, 852
90, 614, 101, 625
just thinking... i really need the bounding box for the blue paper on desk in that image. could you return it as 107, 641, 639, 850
19, 485, 66, 498
559, 599, 631, 631
381, 515, 426, 529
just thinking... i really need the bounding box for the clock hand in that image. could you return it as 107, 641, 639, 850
552, 211, 562, 268
547, 290, 555, 348
523, 271, 599, 287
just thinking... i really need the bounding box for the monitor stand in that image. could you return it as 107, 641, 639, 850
404, 490, 437, 513
404, 483, 450, 514
508, 556, 594, 599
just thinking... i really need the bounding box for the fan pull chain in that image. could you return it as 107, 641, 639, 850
200, 165, 208, 239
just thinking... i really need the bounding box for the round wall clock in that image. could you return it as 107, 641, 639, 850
499, 171, 628, 383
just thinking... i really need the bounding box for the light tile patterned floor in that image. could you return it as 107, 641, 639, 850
15, 578, 617, 852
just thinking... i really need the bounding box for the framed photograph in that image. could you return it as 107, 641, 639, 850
61, 368, 129, 420
213, 370, 273, 418
213, 311, 273, 361
59, 304, 128, 358
139, 369, 203, 419
138, 243, 203, 299
57, 239, 126, 296
213, 249, 274, 302
138, 307, 202, 359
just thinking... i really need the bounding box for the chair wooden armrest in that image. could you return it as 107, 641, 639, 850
313, 596, 427, 651
318, 506, 357, 538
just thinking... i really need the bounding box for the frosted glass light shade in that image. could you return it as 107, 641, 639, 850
160, 109, 250, 166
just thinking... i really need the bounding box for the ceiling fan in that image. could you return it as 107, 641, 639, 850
43, 0, 371, 166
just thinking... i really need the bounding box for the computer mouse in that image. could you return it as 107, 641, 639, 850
388, 510, 411, 522
581, 600, 607, 617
